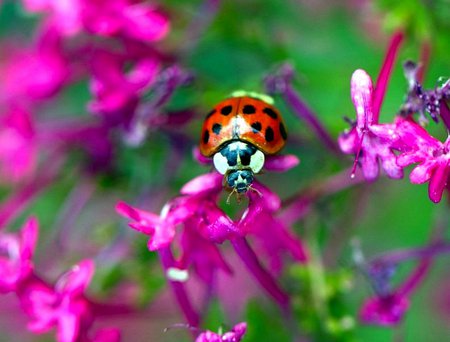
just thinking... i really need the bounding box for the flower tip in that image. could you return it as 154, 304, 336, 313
264, 154, 300, 172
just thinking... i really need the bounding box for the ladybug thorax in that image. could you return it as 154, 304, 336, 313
213, 141, 265, 193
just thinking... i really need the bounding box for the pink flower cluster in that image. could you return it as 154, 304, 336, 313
0, 218, 120, 342
339, 69, 450, 203
117, 156, 308, 334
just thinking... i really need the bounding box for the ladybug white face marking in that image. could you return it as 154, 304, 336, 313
213, 141, 265, 193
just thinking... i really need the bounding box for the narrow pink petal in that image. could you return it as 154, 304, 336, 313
57, 313, 79, 342
192, 147, 212, 165
122, 5, 170, 42
56, 259, 94, 295
180, 172, 222, 195
428, 161, 450, 203
409, 163, 433, 184
396, 152, 424, 167
147, 223, 175, 251
20, 216, 39, 260
361, 148, 379, 181
351, 69, 374, 126
264, 154, 300, 172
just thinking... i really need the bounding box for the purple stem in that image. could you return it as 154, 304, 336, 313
0, 153, 63, 229
372, 30, 404, 121
397, 259, 431, 297
231, 237, 291, 313
264, 64, 340, 154
54, 178, 96, 250
439, 99, 450, 131
370, 241, 450, 266
180, 0, 221, 55
158, 247, 200, 328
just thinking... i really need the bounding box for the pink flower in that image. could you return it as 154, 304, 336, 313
195, 322, 247, 342
88, 50, 160, 126
0, 217, 38, 293
0, 107, 37, 183
0, 28, 69, 102
19, 260, 95, 342
338, 69, 403, 180
22, 0, 170, 42
395, 118, 450, 203
82, 1, 170, 42
22, 0, 83, 36
359, 293, 409, 326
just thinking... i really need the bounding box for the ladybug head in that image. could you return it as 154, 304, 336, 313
226, 169, 254, 193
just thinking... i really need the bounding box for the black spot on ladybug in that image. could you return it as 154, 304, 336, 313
212, 123, 222, 135
203, 130, 210, 144
263, 107, 278, 119
265, 126, 274, 142
279, 122, 287, 140
242, 104, 256, 114
251, 122, 262, 133
220, 105, 232, 115
206, 109, 216, 119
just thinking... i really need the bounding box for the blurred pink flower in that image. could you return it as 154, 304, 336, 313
359, 293, 409, 326
0, 107, 37, 183
19, 260, 95, 342
88, 50, 160, 126
0, 28, 68, 102
0, 217, 38, 293
338, 69, 403, 180
195, 322, 247, 342
22, 0, 83, 36
22, 0, 170, 42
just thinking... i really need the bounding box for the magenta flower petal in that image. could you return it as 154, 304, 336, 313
359, 294, 409, 326
0, 107, 37, 183
180, 172, 223, 195
115, 201, 159, 235
122, 4, 170, 42
264, 154, 300, 172
428, 161, 450, 203
0, 217, 38, 292
339, 70, 403, 180
192, 146, 213, 165
55, 259, 95, 296
116, 201, 175, 250
195, 322, 247, 342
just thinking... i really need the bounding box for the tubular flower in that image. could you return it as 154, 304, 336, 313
359, 293, 409, 326
394, 118, 450, 203
22, 0, 170, 42
0, 217, 38, 293
195, 322, 247, 342
88, 50, 160, 126
0, 106, 37, 183
338, 69, 403, 180
117, 168, 307, 275
0, 27, 68, 102
18, 260, 96, 342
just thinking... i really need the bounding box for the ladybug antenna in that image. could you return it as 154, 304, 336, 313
226, 188, 238, 204
248, 184, 263, 197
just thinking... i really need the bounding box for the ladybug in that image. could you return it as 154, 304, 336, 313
199, 91, 287, 195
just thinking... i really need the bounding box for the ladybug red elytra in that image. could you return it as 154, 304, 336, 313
199, 91, 287, 194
